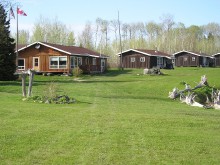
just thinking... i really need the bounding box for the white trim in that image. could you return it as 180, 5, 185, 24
39, 42, 72, 55
131, 57, 135, 62
18, 58, 25, 70
140, 57, 145, 62
173, 50, 211, 58
33, 57, 39, 69
212, 53, 220, 57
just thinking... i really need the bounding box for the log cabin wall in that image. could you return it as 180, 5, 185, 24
122, 51, 151, 68
17, 42, 108, 74
18, 45, 70, 73
214, 54, 220, 66
175, 52, 200, 67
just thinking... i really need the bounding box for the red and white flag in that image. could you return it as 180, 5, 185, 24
10, 7, 15, 19
17, 8, 27, 16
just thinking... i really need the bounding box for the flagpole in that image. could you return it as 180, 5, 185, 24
16, 6, 18, 67
118, 10, 123, 70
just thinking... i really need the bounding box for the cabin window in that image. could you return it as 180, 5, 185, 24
70, 56, 82, 68
140, 57, 145, 62
131, 57, 135, 62
59, 57, 67, 68
157, 57, 163, 67
49, 56, 67, 69
92, 58, 96, 65
192, 57, 195, 61
70, 56, 75, 68
184, 57, 188, 61
18, 58, 25, 70
33, 58, 39, 67
85, 57, 89, 65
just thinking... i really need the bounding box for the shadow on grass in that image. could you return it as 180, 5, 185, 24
0, 81, 21, 86
0, 69, 169, 87
94, 69, 133, 77
95, 94, 171, 102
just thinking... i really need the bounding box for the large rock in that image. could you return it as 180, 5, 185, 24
143, 67, 162, 75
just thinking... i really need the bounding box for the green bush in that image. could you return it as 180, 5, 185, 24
72, 67, 83, 77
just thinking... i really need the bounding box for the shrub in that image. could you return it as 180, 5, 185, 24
43, 81, 58, 99
72, 67, 83, 77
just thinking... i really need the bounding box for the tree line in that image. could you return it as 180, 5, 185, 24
12, 14, 220, 66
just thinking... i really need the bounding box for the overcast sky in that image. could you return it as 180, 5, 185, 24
9, 0, 220, 35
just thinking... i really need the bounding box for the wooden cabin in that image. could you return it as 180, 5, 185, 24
212, 53, 220, 67
117, 49, 172, 69
17, 42, 108, 74
173, 50, 213, 67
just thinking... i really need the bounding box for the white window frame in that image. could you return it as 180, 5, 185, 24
192, 57, 196, 61
18, 58, 25, 70
131, 57, 135, 62
49, 56, 67, 69
140, 57, 145, 62
33, 57, 39, 67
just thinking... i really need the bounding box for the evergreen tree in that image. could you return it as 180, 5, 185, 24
0, 3, 16, 80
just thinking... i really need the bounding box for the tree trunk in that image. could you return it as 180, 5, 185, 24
27, 70, 35, 97
21, 73, 27, 97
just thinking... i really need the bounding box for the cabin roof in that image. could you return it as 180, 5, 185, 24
117, 49, 171, 59
17, 42, 108, 58
212, 53, 220, 57
173, 50, 212, 58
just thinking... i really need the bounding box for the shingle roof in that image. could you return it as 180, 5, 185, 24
135, 49, 171, 57
212, 53, 220, 57
173, 50, 211, 57
118, 49, 171, 59
42, 42, 101, 56
17, 42, 108, 58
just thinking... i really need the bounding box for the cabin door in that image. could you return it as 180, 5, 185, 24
101, 59, 105, 72
33, 57, 39, 71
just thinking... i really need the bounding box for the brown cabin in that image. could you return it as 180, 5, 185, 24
212, 53, 220, 67
173, 50, 213, 67
118, 49, 172, 69
17, 42, 108, 74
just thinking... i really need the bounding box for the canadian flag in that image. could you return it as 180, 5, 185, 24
17, 8, 27, 16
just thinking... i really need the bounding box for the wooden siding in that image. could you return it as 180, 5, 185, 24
18, 44, 107, 73
18, 45, 70, 73
215, 54, 220, 66
174, 52, 214, 67
122, 51, 151, 68
121, 51, 170, 69
175, 52, 199, 67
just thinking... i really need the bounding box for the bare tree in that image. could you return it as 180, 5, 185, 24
78, 22, 94, 49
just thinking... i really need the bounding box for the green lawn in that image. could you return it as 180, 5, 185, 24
0, 67, 220, 164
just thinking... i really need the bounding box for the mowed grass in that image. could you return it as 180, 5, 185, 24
0, 67, 220, 164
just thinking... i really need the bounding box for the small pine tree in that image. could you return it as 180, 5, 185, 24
0, 4, 17, 80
